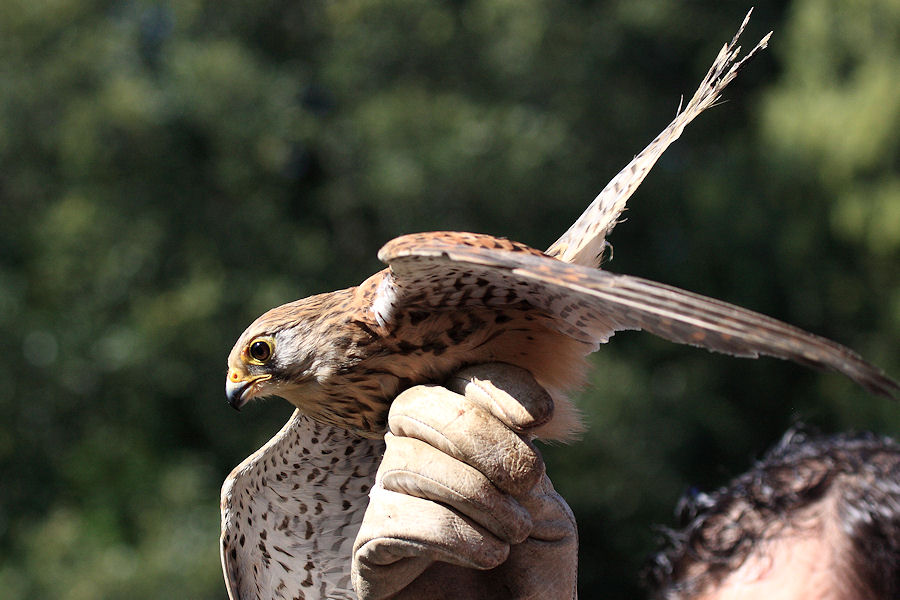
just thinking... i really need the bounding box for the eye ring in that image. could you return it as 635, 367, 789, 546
247, 337, 274, 365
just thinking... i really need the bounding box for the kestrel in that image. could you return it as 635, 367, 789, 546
221, 14, 898, 600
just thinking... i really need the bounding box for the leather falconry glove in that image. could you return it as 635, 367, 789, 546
352, 363, 578, 600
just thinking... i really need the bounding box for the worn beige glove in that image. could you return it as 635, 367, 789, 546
352, 363, 578, 600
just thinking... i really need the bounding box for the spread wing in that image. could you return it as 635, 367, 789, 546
221, 411, 382, 600
378, 232, 899, 399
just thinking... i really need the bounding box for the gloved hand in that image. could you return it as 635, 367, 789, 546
352, 363, 578, 600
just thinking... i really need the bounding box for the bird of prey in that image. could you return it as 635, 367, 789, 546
221, 14, 898, 600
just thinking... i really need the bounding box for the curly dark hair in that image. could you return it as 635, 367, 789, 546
646, 427, 900, 599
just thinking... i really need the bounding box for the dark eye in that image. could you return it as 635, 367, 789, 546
248, 339, 273, 363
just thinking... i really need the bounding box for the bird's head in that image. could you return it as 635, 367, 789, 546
225, 290, 357, 414
226, 314, 314, 411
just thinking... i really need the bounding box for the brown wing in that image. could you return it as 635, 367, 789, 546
378, 232, 899, 399
547, 11, 771, 268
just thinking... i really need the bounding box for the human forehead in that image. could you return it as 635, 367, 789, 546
695, 514, 847, 600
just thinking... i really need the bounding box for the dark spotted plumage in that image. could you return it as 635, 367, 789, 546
221, 413, 382, 600
221, 16, 897, 599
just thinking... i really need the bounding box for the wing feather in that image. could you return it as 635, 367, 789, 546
546, 10, 771, 267
379, 232, 899, 399
221, 411, 382, 600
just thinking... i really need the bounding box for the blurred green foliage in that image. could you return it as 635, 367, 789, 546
0, 1, 897, 598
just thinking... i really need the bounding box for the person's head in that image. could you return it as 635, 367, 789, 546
647, 427, 900, 600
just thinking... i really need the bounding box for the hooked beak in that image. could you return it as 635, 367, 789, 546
226, 371, 270, 411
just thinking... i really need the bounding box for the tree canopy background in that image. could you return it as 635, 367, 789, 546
1, 1, 897, 598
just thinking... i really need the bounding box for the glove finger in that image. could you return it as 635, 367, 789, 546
446, 363, 554, 432
354, 486, 510, 570
390, 385, 545, 496
518, 474, 578, 543
379, 432, 533, 543
352, 486, 508, 600
352, 547, 433, 600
